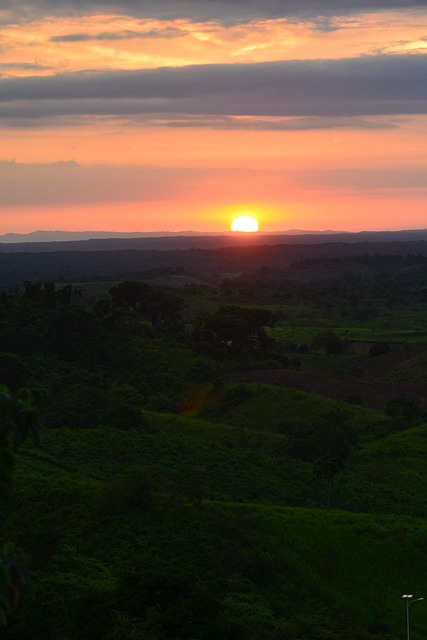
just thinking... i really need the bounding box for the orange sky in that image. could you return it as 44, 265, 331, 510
0, 2, 426, 234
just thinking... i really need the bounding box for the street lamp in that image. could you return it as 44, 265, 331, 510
402, 595, 423, 640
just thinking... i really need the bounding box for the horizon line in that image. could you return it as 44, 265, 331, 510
2, 226, 427, 242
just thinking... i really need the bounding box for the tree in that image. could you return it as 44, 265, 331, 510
110, 281, 153, 311
53, 305, 107, 364
385, 394, 423, 426
0, 385, 42, 626
199, 305, 275, 355
109, 281, 183, 327
103, 468, 152, 514
311, 330, 343, 354
286, 409, 356, 463
369, 342, 390, 357
284, 409, 356, 509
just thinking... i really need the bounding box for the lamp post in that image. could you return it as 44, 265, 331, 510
402, 595, 423, 640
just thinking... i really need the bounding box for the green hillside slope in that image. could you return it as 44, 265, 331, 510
2, 412, 427, 639
5, 441, 427, 640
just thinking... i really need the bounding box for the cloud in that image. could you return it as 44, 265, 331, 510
1, 159, 425, 214
165, 115, 398, 130
1, 0, 426, 26
50, 27, 186, 42
289, 165, 427, 193
0, 160, 195, 205
309, 16, 342, 32
0, 104, 399, 130
0, 54, 426, 126
0, 62, 54, 74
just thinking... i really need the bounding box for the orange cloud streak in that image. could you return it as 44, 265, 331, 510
1, 12, 426, 77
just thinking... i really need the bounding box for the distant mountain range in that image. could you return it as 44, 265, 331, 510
1, 228, 426, 244
0, 230, 208, 243
0, 228, 340, 244
0, 228, 427, 254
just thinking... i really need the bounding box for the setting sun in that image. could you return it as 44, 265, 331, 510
231, 215, 259, 233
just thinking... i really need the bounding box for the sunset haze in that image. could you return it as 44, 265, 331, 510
1, 1, 426, 234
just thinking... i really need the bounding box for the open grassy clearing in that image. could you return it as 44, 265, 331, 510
270, 324, 427, 347
203, 382, 390, 434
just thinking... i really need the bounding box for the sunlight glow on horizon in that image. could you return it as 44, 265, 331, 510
231, 215, 259, 233
0, 5, 426, 234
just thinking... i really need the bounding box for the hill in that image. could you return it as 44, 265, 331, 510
1, 238, 427, 286
4, 409, 427, 639
1, 253, 427, 638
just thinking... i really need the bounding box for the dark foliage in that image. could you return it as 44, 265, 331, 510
0, 254, 426, 639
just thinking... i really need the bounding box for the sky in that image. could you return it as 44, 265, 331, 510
0, 0, 426, 234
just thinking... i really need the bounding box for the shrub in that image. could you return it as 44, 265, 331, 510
104, 402, 150, 431
369, 342, 390, 357
102, 468, 152, 513
385, 394, 423, 425
311, 330, 343, 355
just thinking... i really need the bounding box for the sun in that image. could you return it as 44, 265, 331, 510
231, 215, 259, 233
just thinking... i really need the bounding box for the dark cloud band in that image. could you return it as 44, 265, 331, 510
1, 0, 426, 25
50, 27, 185, 42
0, 55, 426, 122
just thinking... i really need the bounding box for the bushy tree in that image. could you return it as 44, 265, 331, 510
311, 330, 343, 354
199, 305, 276, 355
385, 395, 424, 426
109, 281, 183, 327
369, 342, 390, 357
0, 385, 42, 626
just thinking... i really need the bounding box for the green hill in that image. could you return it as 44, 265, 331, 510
3, 408, 427, 639
5, 437, 427, 639
2, 270, 427, 639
